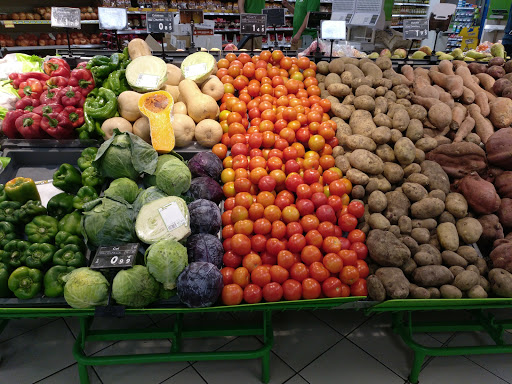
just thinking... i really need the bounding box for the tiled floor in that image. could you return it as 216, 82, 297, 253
0, 310, 511, 384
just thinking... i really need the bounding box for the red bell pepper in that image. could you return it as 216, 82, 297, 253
59, 86, 84, 108
47, 76, 68, 89
15, 113, 46, 139
18, 79, 44, 99
43, 58, 71, 78
41, 112, 74, 139
76, 62, 88, 69
33, 104, 64, 116
9, 72, 50, 89
61, 106, 84, 129
39, 88, 62, 105
2, 110, 24, 139
15, 98, 40, 113
68, 68, 95, 97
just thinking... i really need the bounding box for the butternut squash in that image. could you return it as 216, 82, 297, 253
117, 91, 143, 122
163, 85, 180, 102
178, 79, 219, 123
172, 114, 195, 147
133, 117, 151, 144
165, 64, 184, 86
200, 76, 224, 101
138, 91, 175, 154
101, 117, 133, 139
173, 101, 187, 115
127, 38, 152, 60
194, 119, 222, 147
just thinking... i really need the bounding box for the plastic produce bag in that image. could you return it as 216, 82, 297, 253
0, 53, 43, 80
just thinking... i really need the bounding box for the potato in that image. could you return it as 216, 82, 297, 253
361, 61, 383, 80
439, 212, 456, 224
415, 148, 426, 164
479, 276, 491, 293
421, 160, 450, 194
367, 229, 411, 267
332, 146, 344, 158
384, 191, 410, 224
412, 218, 437, 230
465, 133, 482, 145
372, 126, 391, 144
437, 222, 459, 251
398, 216, 412, 234
391, 108, 410, 133
406, 119, 424, 142
474, 257, 488, 275
382, 162, 403, 184
401, 257, 417, 275
367, 275, 386, 301
409, 285, 431, 299
457, 246, 478, 264
375, 86, 387, 97
345, 63, 364, 79
341, 71, 354, 85
427, 287, 441, 299
349, 149, 384, 174
324, 73, 342, 88
345, 135, 377, 151
368, 213, 391, 230
331, 103, 354, 120
342, 94, 355, 105
394, 137, 416, 166
376, 56, 392, 70
328, 58, 345, 74
411, 198, 445, 219
317, 61, 329, 75
375, 98, 389, 115
488, 268, 512, 297
413, 265, 454, 287
450, 266, 466, 277
404, 163, 421, 178
375, 267, 410, 299
402, 182, 428, 202
368, 190, 387, 212
411, 228, 430, 245
456, 217, 483, 244
468, 285, 488, 298
351, 185, 366, 200
453, 270, 479, 291
466, 265, 480, 275
327, 83, 351, 98
346, 168, 370, 186
376, 144, 396, 162
414, 137, 437, 153
355, 85, 376, 98
335, 155, 351, 173
407, 173, 430, 187
354, 95, 375, 111
442, 250, 468, 267
396, 99, 412, 108
440, 285, 463, 299
389, 225, 401, 237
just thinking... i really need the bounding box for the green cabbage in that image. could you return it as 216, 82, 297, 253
181, 52, 216, 84
63, 268, 109, 309
156, 159, 191, 196
144, 154, 181, 188
133, 186, 168, 213
112, 265, 160, 307
145, 239, 188, 290
126, 56, 167, 92
104, 178, 141, 204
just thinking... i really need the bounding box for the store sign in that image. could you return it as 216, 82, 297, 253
403, 19, 429, 40
460, 26, 480, 51
90, 243, 139, 270
180, 9, 204, 24
262, 8, 285, 27
321, 20, 346, 40
98, 7, 128, 30
240, 13, 267, 35
147, 12, 174, 33
51, 7, 81, 29
307, 12, 331, 29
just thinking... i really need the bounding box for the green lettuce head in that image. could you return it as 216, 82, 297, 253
145, 239, 188, 290
112, 265, 160, 308
63, 267, 109, 309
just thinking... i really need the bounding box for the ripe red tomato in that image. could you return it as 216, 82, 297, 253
311, 192, 328, 209
355, 259, 370, 279
271, 220, 287, 239
282, 279, 302, 301
221, 267, 235, 285
348, 201, 365, 219
309, 262, 330, 283
323, 253, 343, 274
329, 179, 347, 197
302, 278, 321, 299
244, 284, 262, 304
223, 251, 242, 268
242, 253, 262, 273
231, 234, 251, 256
301, 245, 322, 266
340, 265, 360, 285
347, 229, 366, 243
290, 262, 309, 282
317, 221, 335, 238
251, 266, 272, 288
284, 173, 304, 193
262, 282, 283, 302
350, 278, 368, 296
316, 205, 337, 224
305, 229, 323, 248
338, 213, 358, 232
288, 233, 307, 253
286, 222, 303, 238
277, 250, 295, 269
270, 265, 289, 284
232, 267, 250, 288
296, 199, 315, 216
222, 284, 244, 305
350, 242, 368, 260
266, 237, 286, 256
339, 249, 358, 267
322, 277, 344, 298
251, 234, 268, 253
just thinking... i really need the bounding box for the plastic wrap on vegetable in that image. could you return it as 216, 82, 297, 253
0, 53, 43, 80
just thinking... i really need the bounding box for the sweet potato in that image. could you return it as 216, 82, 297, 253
456, 174, 501, 215
474, 92, 491, 117
425, 142, 487, 178
467, 104, 494, 144
487, 65, 506, 79
495, 172, 512, 198
492, 78, 512, 96
478, 214, 505, 244
451, 103, 466, 131
429, 71, 464, 98
497, 198, 512, 229
461, 86, 475, 104
411, 95, 441, 110
486, 128, 512, 169
401, 65, 415, 83
489, 98, 512, 128
454, 115, 475, 143
475, 73, 496, 92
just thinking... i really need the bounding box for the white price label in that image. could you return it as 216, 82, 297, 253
184, 63, 207, 79
158, 202, 187, 232
136, 74, 159, 89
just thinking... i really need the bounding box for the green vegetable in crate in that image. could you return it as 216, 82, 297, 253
4, 177, 40, 203
86, 55, 112, 69
1, 240, 30, 268
132, 186, 167, 214
24, 243, 56, 269
143, 153, 184, 187
81, 166, 104, 190
25, 215, 59, 243
0, 222, 17, 249
0, 184, 8, 204
102, 69, 130, 96
76, 111, 105, 140
156, 158, 191, 196
104, 178, 141, 204
112, 265, 160, 308
0, 201, 22, 224
84, 88, 118, 120
17, 200, 47, 224
0, 263, 10, 297
145, 239, 188, 290
53, 164, 82, 194
77, 147, 99, 171
63, 267, 109, 309
58, 211, 82, 236
72, 186, 99, 210
55, 231, 86, 251
53, 244, 85, 267
8, 266, 42, 299
47, 193, 75, 220
44, 265, 75, 298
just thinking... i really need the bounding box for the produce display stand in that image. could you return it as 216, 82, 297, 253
366, 299, 512, 384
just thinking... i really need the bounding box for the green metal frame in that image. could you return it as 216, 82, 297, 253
367, 299, 512, 384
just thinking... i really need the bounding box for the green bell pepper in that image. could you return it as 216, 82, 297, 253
53, 164, 82, 194
58, 211, 82, 236
102, 70, 130, 96
84, 87, 118, 120
72, 186, 99, 210
43, 265, 75, 298
0, 221, 17, 249
55, 231, 86, 251
77, 147, 99, 171
0, 184, 9, 204
82, 166, 104, 190
52, 244, 86, 267
0, 201, 22, 224
17, 200, 47, 224
25, 215, 59, 243
8, 266, 43, 299
24, 243, 56, 269
0, 262, 10, 297
2, 240, 30, 269
47, 193, 75, 220
4, 177, 40, 204
86, 55, 111, 69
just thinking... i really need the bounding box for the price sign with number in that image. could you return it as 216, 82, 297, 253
98, 7, 128, 30
147, 12, 173, 33
51, 7, 81, 29
90, 243, 139, 270
262, 9, 285, 27
240, 13, 267, 35
403, 19, 429, 40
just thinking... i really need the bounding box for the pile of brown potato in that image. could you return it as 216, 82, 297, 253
317, 56, 512, 299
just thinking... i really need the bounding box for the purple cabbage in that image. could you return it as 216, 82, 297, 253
187, 177, 223, 204
188, 152, 223, 180
186, 233, 223, 269
177, 262, 223, 308
188, 199, 221, 235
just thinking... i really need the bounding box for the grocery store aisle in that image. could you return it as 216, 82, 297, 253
0, 310, 511, 384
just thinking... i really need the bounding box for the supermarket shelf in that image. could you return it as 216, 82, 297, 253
117, 29, 148, 35
1, 20, 99, 25
392, 14, 428, 17
390, 26, 404, 28
457, 7, 475, 10
394, 2, 430, 6
216, 27, 292, 32
263, 43, 291, 48
2, 44, 104, 52
126, 10, 294, 17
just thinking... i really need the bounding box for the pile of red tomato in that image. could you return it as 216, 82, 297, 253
211, 50, 369, 305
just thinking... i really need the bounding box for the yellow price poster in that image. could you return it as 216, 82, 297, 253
460, 26, 480, 51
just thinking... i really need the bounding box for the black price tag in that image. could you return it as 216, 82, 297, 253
90, 243, 139, 270
98, 7, 128, 30
147, 12, 174, 33
403, 19, 429, 40
51, 7, 81, 29
262, 8, 285, 27
240, 13, 267, 35
306, 12, 331, 29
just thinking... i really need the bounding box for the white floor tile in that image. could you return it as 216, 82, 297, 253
347, 313, 442, 379
0, 317, 57, 343
93, 339, 189, 384
300, 339, 404, 384
266, 311, 343, 371
284, 374, 310, 384
420, 356, 509, 384
0, 319, 76, 384
34, 364, 102, 384
194, 336, 295, 384
161, 366, 207, 384
312, 309, 371, 336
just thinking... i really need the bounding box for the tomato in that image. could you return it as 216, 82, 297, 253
290, 262, 309, 282
231, 234, 251, 256
242, 253, 262, 273
317, 221, 335, 238
243, 284, 263, 304
286, 222, 303, 238
340, 265, 359, 285
284, 159, 300, 175
271, 220, 287, 239
309, 262, 330, 283
282, 279, 302, 301
212, 143, 228, 160
221, 211, 232, 227
322, 236, 342, 254
251, 234, 267, 253
338, 213, 358, 232
348, 229, 366, 244
266, 237, 286, 256
222, 284, 243, 305
301, 245, 322, 266
329, 179, 347, 197
264, 205, 282, 222
323, 253, 343, 274
322, 277, 345, 298
223, 251, 242, 268
222, 225, 234, 240
276, 250, 294, 270
224, 197, 236, 211
339, 249, 358, 267
231, 206, 249, 223
233, 267, 250, 288
282, 206, 300, 224
254, 218, 271, 235
307, 135, 325, 151
234, 177, 251, 193
303, 169, 320, 185
311, 192, 328, 209
301, 215, 320, 232
355, 259, 370, 279
248, 203, 264, 222
350, 278, 368, 296
221, 267, 235, 285
302, 278, 321, 299
288, 233, 307, 253
285, 173, 304, 193
350, 242, 368, 260
316, 205, 337, 224
262, 282, 283, 302
261, 252, 277, 266
269, 265, 289, 284
297, 56, 311, 70
258, 175, 277, 192
251, 265, 272, 288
